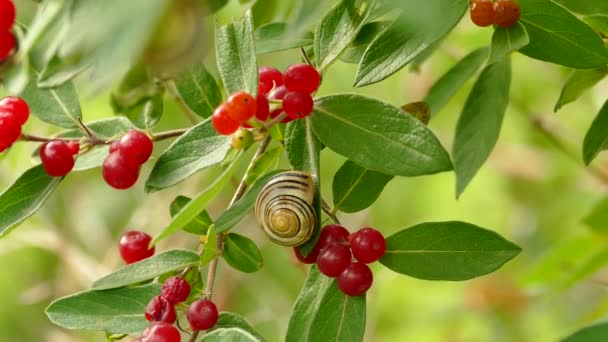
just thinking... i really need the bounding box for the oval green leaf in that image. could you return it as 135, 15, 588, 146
555, 67, 608, 112
209, 312, 266, 341
200, 328, 263, 342
20, 78, 82, 128
223, 233, 263, 273
245, 146, 283, 185
254, 22, 313, 54
170, 196, 213, 235
583, 100, 608, 165
174, 63, 222, 118
562, 321, 608, 342
332, 160, 393, 213
489, 22, 530, 64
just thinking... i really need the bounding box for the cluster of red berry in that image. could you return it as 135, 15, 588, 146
102, 130, 153, 189
118, 230, 218, 342
0, 96, 28, 153
470, 0, 521, 28
0, 0, 16, 62
212, 63, 320, 136
40, 140, 80, 177
294, 224, 386, 296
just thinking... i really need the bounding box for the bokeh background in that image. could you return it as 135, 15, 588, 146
2, 0, 608, 341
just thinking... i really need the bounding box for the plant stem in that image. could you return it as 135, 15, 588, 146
322, 199, 341, 224
77, 117, 96, 139
300, 47, 313, 66
19, 128, 188, 146
189, 136, 272, 342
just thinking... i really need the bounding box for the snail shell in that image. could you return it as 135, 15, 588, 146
255, 171, 317, 246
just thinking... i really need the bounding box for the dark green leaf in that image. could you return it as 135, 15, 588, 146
175, 64, 222, 118
223, 233, 263, 273
199, 328, 263, 342
333, 160, 392, 213
215, 10, 258, 96
201, 225, 218, 266
46, 284, 161, 334
286, 266, 366, 342
215, 170, 285, 234
424, 47, 488, 116
170, 196, 213, 235
92, 249, 200, 290
583, 196, 608, 233
252, 0, 279, 28
145, 119, 232, 192
0, 165, 62, 238
254, 22, 313, 54
555, 67, 608, 112
562, 321, 608, 342
489, 22, 530, 64
583, 100, 608, 165
245, 146, 283, 185
20, 78, 82, 128
354, 0, 468, 87
555, 0, 608, 15
311, 94, 452, 177
518, 0, 608, 69
340, 21, 391, 64
453, 58, 511, 197
210, 312, 266, 341
380, 221, 521, 280
585, 15, 608, 36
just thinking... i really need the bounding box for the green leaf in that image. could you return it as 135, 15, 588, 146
20, 78, 82, 128
585, 15, 608, 36
200, 328, 263, 342
555, 0, 608, 15
380, 221, 521, 280
453, 58, 511, 197
311, 94, 452, 177
0, 165, 62, 238
252, 0, 279, 28
314, 0, 374, 70
561, 321, 608, 342
245, 146, 283, 185
424, 47, 489, 116
37, 55, 89, 88
332, 160, 393, 213
518, 0, 608, 69
215, 10, 258, 96
255, 22, 314, 54
152, 153, 242, 245
223, 233, 263, 273
205, 0, 229, 14
92, 249, 200, 290
583, 196, 608, 233
340, 21, 391, 64
555, 67, 608, 112
354, 0, 468, 87
174, 64, 222, 118
286, 266, 366, 342
201, 225, 218, 266
170, 196, 213, 235
215, 170, 285, 234
210, 312, 266, 341
583, 100, 608, 164
489, 22, 530, 64
145, 118, 232, 192
46, 284, 161, 334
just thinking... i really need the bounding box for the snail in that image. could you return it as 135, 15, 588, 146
254, 171, 317, 246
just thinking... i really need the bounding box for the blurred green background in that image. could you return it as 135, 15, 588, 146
2, 1, 608, 341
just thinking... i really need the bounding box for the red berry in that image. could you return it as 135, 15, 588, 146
118, 130, 153, 165
212, 104, 240, 135
161, 276, 191, 304
317, 242, 352, 278
337, 262, 373, 296
0, 111, 21, 150
66, 141, 80, 156
0, 0, 15, 31
258, 66, 283, 96
0, 96, 30, 125
145, 296, 177, 323
102, 152, 140, 189
0, 31, 15, 61
294, 246, 319, 264
284, 64, 321, 94
187, 299, 219, 331
109, 141, 119, 153
226, 91, 257, 123
256, 94, 270, 122
118, 230, 155, 264
269, 85, 288, 101
470, 0, 495, 27
318, 224, 350, 250
140, 322, 181, 342
39, 140, 76, 177
494, 0, 520, 28
283, 91, 314, 119
349, 227, 386, 264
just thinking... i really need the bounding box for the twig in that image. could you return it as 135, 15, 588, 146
322, 199, 341, 224
165, 80, 199, 125
77, 117, 96, 139
300, 47, 313, 67
262, 112, 287, 131
151, 128, 189, 142
19, 128, 187, 146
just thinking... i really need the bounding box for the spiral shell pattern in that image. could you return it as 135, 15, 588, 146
255, 171, 317, 246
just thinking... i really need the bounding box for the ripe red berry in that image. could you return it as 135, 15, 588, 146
212, 104, 240, 135
145, 296, 177, 323
284, 64, 321, 94
283, 91, 314, 119
0, 111, 21, 150
349, 227, 386, 264
0, 96, 30, 126
470, 0, 495, 27
258, 66, 283, 96
269, 85, 288, 101
226, 91, 257, 123
318, 224, 350, 249
140, 322, 181, 342
118, 230, 155, 264
0, 0, 15, 31
256, 94, 270, 122
317, 242, 352, 278
109, 141, 119, 153
66, 141, 80, 156
494, 0, 521, 28
118, 130, 153, 165
161, 276, 191, 304
337, 262, 373, 296
0, 31, 15, 61
102, 152, 140, 189
294, 246, 319, 264
187, 299, 219, 331
39, 140, 76, 177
